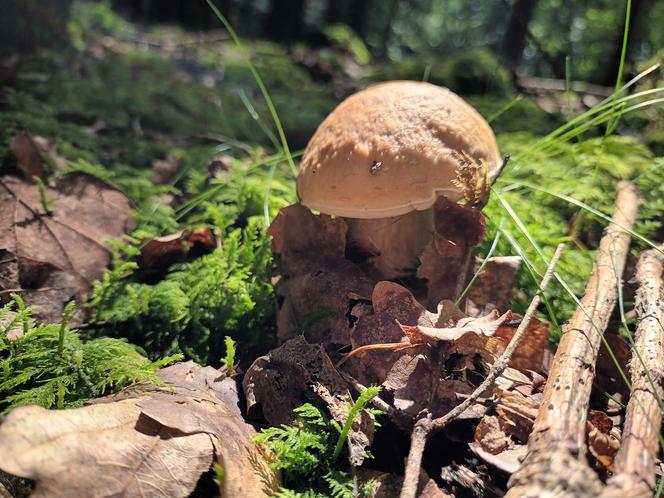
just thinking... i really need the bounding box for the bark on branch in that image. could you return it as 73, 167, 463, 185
602, 245, 664, 498
506, 181, 640, 498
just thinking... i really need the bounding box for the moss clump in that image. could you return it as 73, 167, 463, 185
0, 296, 180, 412
88, 154, 295, 365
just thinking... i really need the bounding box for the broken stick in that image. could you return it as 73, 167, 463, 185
602, 246, 664, 498
399, 243, 565, 498
506, 181, 640, 498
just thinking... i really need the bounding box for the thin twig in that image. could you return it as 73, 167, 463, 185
399, 243, 565, 498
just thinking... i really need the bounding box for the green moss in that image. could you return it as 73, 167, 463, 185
88, 154, 296, 364
0, 296, 179, 412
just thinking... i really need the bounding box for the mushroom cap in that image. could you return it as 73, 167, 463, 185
297, 80, 500, 219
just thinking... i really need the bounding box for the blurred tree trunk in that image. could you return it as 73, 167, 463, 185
501, 0, 539, 75
601, 0, 656, 86
326, 0, 346, 25
349, 0, 370, 38
379, 0, 399, 55
265, 0, 307, 41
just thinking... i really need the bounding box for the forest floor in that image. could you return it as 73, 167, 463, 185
1, 3, 664, 498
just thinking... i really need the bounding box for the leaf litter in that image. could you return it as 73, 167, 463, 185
0, 361, 278, 498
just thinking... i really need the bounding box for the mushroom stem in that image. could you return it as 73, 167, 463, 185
346, 209, 435, 279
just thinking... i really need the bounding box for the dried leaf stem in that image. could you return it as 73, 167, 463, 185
506, 181, 640, 498
602, 245, 664, 498
399, 243, 565, 498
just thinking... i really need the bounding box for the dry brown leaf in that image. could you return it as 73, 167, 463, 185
0, 401, 212, 498
401, 309, 512, 343
493, 315, 552, 374
243, 336, 374, 465
344, 282, 516, 425
587, 410, 620, 473
417, 196, 486, 308
275, 266, 375, 344
269, 204, 378, 345
474, 415, 512, 454
468, 442, 528, 475
268, 203, 348, 276
465, 256, 521, 317
0, 173, 133, 322
138, 227, 216, 273
495, 389, 539, 442
9, 131, 46, 179
0, 361, 277, 498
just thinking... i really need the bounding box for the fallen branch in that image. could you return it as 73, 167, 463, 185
602, 245, 664, 498
506, 181, 640, 498
399, 243, 565, 498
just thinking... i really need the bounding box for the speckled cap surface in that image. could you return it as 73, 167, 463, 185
297, 81, 500, 218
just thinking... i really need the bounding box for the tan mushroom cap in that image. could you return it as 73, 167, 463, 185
297, 80, 501, 219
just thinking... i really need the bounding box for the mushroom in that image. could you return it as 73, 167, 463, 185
297, 80, 501, 279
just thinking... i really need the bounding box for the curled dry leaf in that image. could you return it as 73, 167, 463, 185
269, 204, 377, 345
268, 203, 348, 276
468, 442, 528, 475
474, 415, 511, 454
0, 173, 133, 322
275, 266, 375, 345
493, 315, 551, 374
400, 308, 512, 343
0, 361, 278, 498
587, 410, 620, 473
495, 389, 539, 443
138, 227, 216, 273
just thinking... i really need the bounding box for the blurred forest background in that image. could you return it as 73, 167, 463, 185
5, 0, 663, 86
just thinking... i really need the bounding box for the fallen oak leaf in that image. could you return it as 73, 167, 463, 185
0, 173, 133, 322
465, 256, 521, 317
417, 196, 486, 308
587, 410, 620, 474
0, 401, 213, 498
